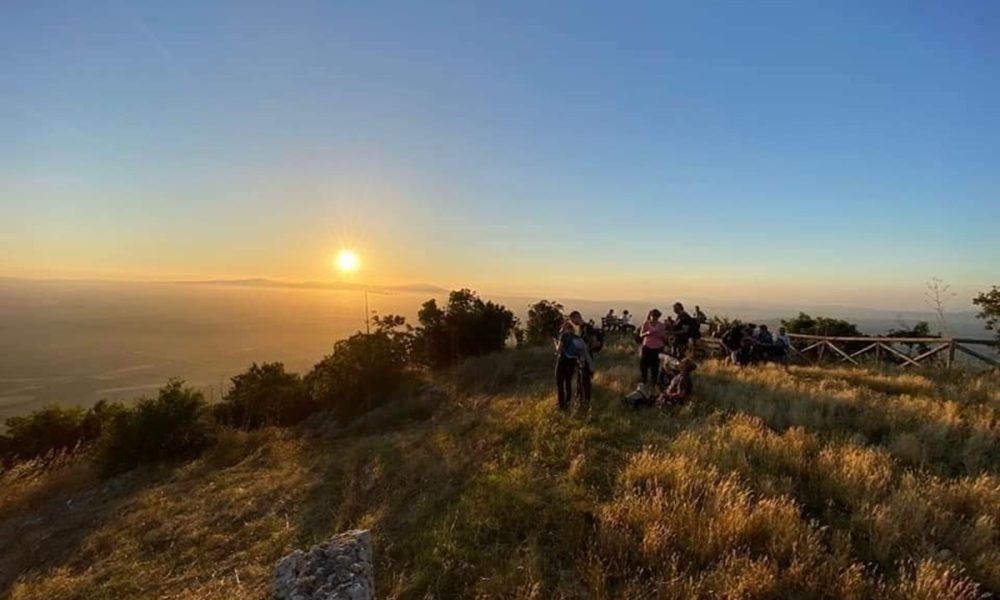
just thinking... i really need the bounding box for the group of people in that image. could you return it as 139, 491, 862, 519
635, 303, 706, 384
717, 322, 791, 366
554, 302, 706, 411
601, 309, 635, 333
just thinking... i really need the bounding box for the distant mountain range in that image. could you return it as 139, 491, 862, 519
0, 276, 447, 295
174, 278, 448, 294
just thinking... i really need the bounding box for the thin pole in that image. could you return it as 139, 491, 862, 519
364, 289, 370, 334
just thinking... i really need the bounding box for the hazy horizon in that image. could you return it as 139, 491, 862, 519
1, 277, 993, 422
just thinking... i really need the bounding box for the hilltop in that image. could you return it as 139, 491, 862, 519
2, 341, 999, 599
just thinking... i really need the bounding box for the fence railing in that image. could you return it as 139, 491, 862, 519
784, 333, 999, 368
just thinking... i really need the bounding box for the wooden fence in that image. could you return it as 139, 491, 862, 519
699, 334, 998, 368
785, 333, 999, 368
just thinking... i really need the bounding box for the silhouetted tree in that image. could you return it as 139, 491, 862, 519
213, 362, 313, 429
886, 320, 936, 358
306, 325, 411, 420
413, 289, 518, 368
96, 379, 215, 475
2, 405, 86, 463
781, 312, 862, 337
973, 286, 1000, 343
525, 300, 565, 346
925, 277, 956, 336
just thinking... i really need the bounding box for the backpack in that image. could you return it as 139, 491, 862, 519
586, 326, 605, 354
688, 316, 702, 340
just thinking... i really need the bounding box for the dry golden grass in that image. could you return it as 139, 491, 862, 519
2, 342, 998, 599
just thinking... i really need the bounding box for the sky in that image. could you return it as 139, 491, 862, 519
2, 0, 998, 309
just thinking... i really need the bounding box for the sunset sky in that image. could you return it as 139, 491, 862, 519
3, 1, 998, 308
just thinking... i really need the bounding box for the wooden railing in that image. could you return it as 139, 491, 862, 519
785, 333, 999, 368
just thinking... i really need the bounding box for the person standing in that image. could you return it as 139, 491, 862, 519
569, 310, 595, 405
554, 321, 581, 410
672, 302, 699, 357
639, 309, 668, 386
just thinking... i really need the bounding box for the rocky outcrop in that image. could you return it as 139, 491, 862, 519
272, 529, 374, 600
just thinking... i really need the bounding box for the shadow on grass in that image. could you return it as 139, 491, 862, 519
286, 361, 706, 598
0, 461, 175, 597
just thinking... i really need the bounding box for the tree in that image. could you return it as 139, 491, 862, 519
781, 312, 862, 337
886, 320, 935, 357
305, 327, 411, 421
3, 405, 87, 462
412, 289, 518, 367
925, 277, 956, 336
96, 379, 215, 475
213, 362, 313, 429
525, 300, 565, 346
973, 286, 1000, 342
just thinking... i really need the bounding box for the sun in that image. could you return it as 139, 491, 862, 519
334, 249, 361, 274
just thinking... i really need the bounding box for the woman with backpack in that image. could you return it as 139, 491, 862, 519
554, 321, 581, 410
569, 311, 599, 405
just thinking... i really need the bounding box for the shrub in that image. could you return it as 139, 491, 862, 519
2, 405, 87, 463
413, 289, 518, 367
305, 330, 409, 421
782, 312, 862, 337
886, 321, 938, 358
524, 300, 565, 346
213, 362, 314, 429
95, 379, 215, 475
973, 286, 1000, 342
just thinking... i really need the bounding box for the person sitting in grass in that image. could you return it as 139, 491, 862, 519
620, 309, 634, 333
603, 309, 616, 331
625, 358, 697, 409
660, 358, 697, 405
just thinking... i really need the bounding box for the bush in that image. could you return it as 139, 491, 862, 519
2, 405, 87, 463
973, 286, 1000, 342
213, 362, 314, 429
782, 312, 861, 337
524, 300, 565, 346
413, 289, 518, 367
95, 379, 215, 475
305, 330, 410, 421
886, 321, 938, 358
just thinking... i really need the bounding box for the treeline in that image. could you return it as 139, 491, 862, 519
0, 289, 521, 474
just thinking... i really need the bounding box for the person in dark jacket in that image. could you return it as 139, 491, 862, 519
569, 311, 596, 405
553, 321, 581, 410
671, 302, 699, 357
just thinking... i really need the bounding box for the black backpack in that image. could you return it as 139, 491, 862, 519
688, 316, 702, 340
584, 325, 605, 354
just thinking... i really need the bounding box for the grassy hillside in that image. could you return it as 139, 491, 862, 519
2, 342, 999, 599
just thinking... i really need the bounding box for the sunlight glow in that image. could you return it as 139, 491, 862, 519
334, 249, 361, 274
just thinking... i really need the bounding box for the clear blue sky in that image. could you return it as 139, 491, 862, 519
2, 0, 998, 307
